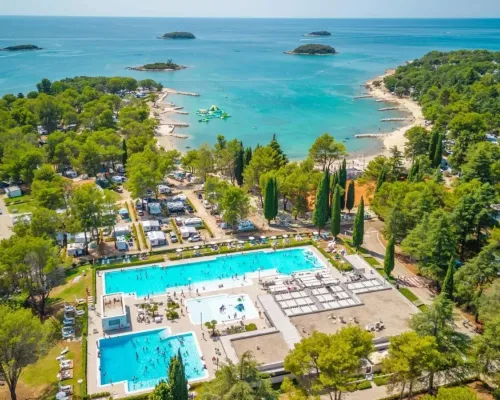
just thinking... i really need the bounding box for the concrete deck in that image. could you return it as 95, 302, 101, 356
232, 332, 291, 365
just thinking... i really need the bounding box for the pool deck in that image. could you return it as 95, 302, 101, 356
89, 247, 315, 397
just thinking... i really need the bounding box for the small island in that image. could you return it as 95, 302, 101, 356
159, 32, 196, 40
127, 61, 186, 72
1, 44, 42, 51
304, 31, 332, 37
285, 44, 337, 55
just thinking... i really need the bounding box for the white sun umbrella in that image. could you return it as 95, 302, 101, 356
238, 240, 245, 244
260, 236, 266, 239
55, 392, 68, 400
176, 248, 183, 253
249, 236, 255, 240
282, 234, 289, 238
313, 231, 319, 235
194, 246, 200, 250
270, 236, 277, 240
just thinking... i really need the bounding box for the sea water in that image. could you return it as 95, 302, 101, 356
1, 17, 500, 157
103, 248, 321, 296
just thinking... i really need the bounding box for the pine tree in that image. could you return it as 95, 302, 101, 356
428, 130, 438, 162
168, 350, 188, 400
384, 236, 395, 277
346, 180, 355, 213
339, 159, 347, 210
352, 197, 365, 248
376, 168, 386, 192
269, 134, 288, 166
122, 139, 128, 166
331, 184, 341, 238
312, 174, 328, 233
442, 257, 455, 300
432, 133, 443, 168
234, 144, 244, 186
244, 146, 252, 166
149, 379, 172, 400
264, 177, 276, 223
433, 167, 444, 183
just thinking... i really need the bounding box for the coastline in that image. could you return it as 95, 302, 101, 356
364, 69, 425, 159
148, 69, 425, 167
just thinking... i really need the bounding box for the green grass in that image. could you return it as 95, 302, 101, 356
357, 381, 372, 390
398, 287, 419, 302
374, 376, 390, 386
364, 257, 381, 268
3, 194, 32, 205
7, 201, 37, 214
103, 189, 122, 202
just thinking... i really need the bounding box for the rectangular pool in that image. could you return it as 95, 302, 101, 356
186, 293, 259, 325
98, 329, 206, 392
103, 247, 322, 297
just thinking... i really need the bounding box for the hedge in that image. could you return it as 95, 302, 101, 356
126, 201, 135, 222
373, 375, 390, 386
315, 246, 352, 271
130, 200, 138, 221
95, 255, 165, 271
170, 218, 184, 244
132, 223, 141, 251
398, 288, 419, 302
137, 222, 147, 250
357, 381, 372, 390
81, 306, 89, 399
202, 222, 215, 238
84, 391, 110, 399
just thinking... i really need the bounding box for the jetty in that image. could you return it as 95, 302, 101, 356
165, 89, 200, 97
378, 107, 403, 111
380, 117, 409, 122
160, 121, 190, 128
355, 133, 387, 139
354, 94, 373, 99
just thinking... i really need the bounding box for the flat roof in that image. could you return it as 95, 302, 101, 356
102, 294, 126, 318
290, 288, 417, 339
147, 231, 165, 240
232, 332, 290, 365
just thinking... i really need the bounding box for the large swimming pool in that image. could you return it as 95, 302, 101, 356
104, 247, 321, 297
98, 329, 206, 392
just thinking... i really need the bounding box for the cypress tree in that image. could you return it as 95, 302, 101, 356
150, 379, 172, 400
428, 130, 438, 162
312, 174, 328, 233
264, 177, 276, 223
352, 197, 365, 248
274, 177, 279, 215
433, 167, 444, 183
122, 139, 127, 166
432, 133, 443, 168
442, 257, 455, 300
168, 350, 188, 400
234, 144, 244, 186
408, 159, 419, 182
346, 180, 355, 213
244, 146, 252, 166
376, 168, 386, 192
339, 159, 347, 210
331, 184, 341, 238
384, 236, 395, 278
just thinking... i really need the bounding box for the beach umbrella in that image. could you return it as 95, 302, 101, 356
282, 234, 289, 238
249, 236, 255, 240
270, 236, 277, 240
194, 246, 200, 250
260, 236, 266, 239
176, 249, 183, 253
238, 240, 245, 244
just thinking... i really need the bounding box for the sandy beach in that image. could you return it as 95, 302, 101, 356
364, 69, 426, 158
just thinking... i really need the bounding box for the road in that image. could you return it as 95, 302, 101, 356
0, 196, 13, 240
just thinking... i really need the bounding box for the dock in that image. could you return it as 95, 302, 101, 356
165, 89, 200, 97
380, 117, 409, 122
354, 94, 373, 99
378, 107, 403, 111
355, 133, 387, 139
160, 122, 190, 128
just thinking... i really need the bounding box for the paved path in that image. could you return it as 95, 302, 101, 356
0, 196, 13, 240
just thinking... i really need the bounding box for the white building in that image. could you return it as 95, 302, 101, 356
101, 294, 129, 331
116, 236, 129, 251
5, 186, 22, 198
147, 230, 166, 247
74, 232, 92, 244
184, 217, 203, 227
114, 224, 130, 237
179, 226, 197, 239
142, 220, 160, 232
67, 242, 86, 257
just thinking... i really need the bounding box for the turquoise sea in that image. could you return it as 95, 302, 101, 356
1, 17, 500, 158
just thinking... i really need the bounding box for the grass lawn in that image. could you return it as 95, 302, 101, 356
103, 189, 122, 203
7, 201, 38, 214
398, 287, 419, 302
363, 256, 381, 268
3, 194, 32, 205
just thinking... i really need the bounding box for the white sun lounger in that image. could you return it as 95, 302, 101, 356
279, 301, 289, 309
296, 298, 307, 306
339, 299, 349, 307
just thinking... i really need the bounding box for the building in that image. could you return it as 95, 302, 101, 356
115, 236, 129, 251
118, 207, 129, 220
114, 224, 131, 238
142, 220, 160, 232
5, 185, 22, 198
67, 242, 86, 257
148, 202, 162, 215
184, 217, 203, 228
74, 232, 91, 244
179, 226, 197, 239
101, 294, 129, 331
147, 230, 167, 247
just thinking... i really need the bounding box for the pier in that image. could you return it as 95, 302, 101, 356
355, 133, 387, 138
378, 107, 403, 111
380, 117, 409, 122
354, 94, 373, 99
165, 89, 200, 97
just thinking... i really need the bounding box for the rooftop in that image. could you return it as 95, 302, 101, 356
102, 294, 126, 318
232, 332, 290, 365
147, 231, 165, 241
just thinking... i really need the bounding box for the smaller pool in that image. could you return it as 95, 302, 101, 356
98, 329, 206, 392
186, 293, 259, 325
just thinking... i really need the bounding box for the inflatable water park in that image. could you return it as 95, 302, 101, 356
195, 105, 231, 123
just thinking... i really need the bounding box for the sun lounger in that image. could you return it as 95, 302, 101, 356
279, 301, 289, 309
339, 300, 349, 307
59, 384, 73, 394
296, 298, 307, 306
284, 309, 293, 316
58, 370, 73, 381
310, 305, 318, 312
329, 301, 340, 309
60, 360, 73, 370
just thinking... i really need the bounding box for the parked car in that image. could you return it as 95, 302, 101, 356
202, 200, 211, 209
197, 193, 203, 199
137, 210, 144, 216
188, 234, 201, 242
169, 232, 178, 243
111, 175, 126, 184
186, 205, 194, 213
114, 186, 123, 193
237, 220, 256, 232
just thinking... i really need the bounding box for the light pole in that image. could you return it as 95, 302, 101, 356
258, 267, 262, 283
77, 379, 83, 399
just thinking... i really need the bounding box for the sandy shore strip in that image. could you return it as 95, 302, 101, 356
364, 69, 426, 157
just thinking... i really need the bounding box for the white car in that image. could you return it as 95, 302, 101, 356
188, 234, 201, 242
111, 176, 126, 184
157, 184, 171, 194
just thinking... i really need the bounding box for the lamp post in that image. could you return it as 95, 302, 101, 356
77, 379, 83, 398
258, 267, 262, 283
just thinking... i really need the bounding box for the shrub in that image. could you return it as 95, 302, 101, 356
131, 223, 140, 251
357, 381, 372, 390
95, 255, 165, 271
137, 223, 147, 249
170, 218, 183, 244
373, 375, 390, 386
245, 323, 257, 332
167, 309, 179, 320
202, 222, 215, 238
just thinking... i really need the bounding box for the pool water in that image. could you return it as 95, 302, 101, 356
104, 248, 321, 297
98, 329, 206, 392
186, 293, 259, 325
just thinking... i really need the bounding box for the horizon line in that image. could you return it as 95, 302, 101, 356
1, 15, 500, 19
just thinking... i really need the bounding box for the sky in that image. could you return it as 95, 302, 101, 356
1, 0, 500, 18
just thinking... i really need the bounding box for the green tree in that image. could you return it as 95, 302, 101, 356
0, 306, 51, 400
244, 146, 252, 166
219, 186, 250, 228
339, 159, 347, 209
169, 350, 188, 400
404, 126, 430, 160
473, 316, 500, 386
384, 236, 395, 278
330, 185, 341, 238
36, 78, 52, 94
442, 258, 455, 300
421, 387, 478, 400
122, 139, 128, 166
388, 146, 404, 180
432, 133, 443, 168
382, 332, 440, 399
312, 171, 329, 233
149, 380, 172, 400
345, 180, 355, 213
410, 295, 471, 394
235, 143, 245, 186
352, 197, 365, 248
308, 133, 346, 171
269, 134, 288, 166
264, 177, 277, 223
461, 142, 500, 185
200, 351, 276, 400
428, 130, 439, 162
375, 167, 387, 192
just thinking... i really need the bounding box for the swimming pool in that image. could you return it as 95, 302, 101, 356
103, 247, 321, 297
98, 329, 206, 392
186, 293, 259, 325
